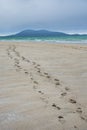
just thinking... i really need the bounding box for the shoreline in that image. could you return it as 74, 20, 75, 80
0, 39, 87, 44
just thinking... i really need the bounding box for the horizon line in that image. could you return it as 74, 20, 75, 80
0, 29, 87, 36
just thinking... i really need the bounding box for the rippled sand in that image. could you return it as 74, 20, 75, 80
0, 41, 87, 130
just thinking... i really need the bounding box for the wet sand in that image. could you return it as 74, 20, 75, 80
0, 41, 87, 130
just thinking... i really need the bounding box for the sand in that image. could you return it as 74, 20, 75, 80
0, 41, 87, 130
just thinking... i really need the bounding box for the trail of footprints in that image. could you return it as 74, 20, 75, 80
7, 45, 87, 128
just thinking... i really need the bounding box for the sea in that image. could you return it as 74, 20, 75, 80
0, 35, 87, 44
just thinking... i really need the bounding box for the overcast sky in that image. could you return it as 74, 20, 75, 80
0, 0, 87, 35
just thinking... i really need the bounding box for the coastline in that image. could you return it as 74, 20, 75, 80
0, 41, 87, 130
0, 39, 87, 44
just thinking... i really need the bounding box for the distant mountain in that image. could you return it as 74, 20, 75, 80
11, 30, 69, 37
0, 30, 69, 38
0, 30, 87, 38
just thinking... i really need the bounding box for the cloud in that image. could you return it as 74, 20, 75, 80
0, 0, 87, 34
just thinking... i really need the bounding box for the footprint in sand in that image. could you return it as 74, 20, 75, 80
54, 78, 60, 81
46, 75, 51, 79
38, 91, 44, 95
29, 73, 34, 81
15, 59, 19, 65
33, 85, 38, 89
58, 116, 65, 124
40, 97, 48, 104
37, 68, 41, 72
80, 116, 87, 122
65, 87, 70, 91
76, 107, 82, 114
32, 62, 36, 65
58, 116, 64, 119
31, 77, 33, 80
16, 52, 20, 57
37, 64, 40, 67
24, 71, 29, 74
22, 56, 25, 60
61, 92, 67, 96
33, 81, 38, 85
23, 69, 28, 74
74, 125, 78, 129
69, 99, 77, 104
44, 72, 49, 75
44, 73, 51, 79
52, 103, 61, 110
55, 82, 60, 86
26, 59, 30, 63
37, 70, 41, 73
16, 65, 21, 68
54, 79, 60, 86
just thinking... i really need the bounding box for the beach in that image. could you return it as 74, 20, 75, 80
0, 41, 87, 130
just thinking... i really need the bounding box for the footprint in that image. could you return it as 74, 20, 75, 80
55, 82, 60, 85
38, 91, 44, 95
33, 81, 38, 85
65, 87, 70, 91
37, 64, 40, 67
30, 73, 33, 80
61, 92, 67, 96
58, 116, 64, 119
52, 103, 61, 110
69, 99, 77, 104
15, 64, 20, 68
40, 97, 48, 104
33, 85, 38, 89
80, 116, 87, 122
16, 52, 20, 57
15, 60, 19, 64
76, 107, 82, 113
37, 70, 41, 73
26, 59, 30, 62
58, 116, 65, 124
46, 75, 51, 79
24, 71, 29, 74
44, 72, 48, 75
22, 56, 25, 60
54, 79, 59, 81
74, 125, 78, 129
32, 62, 36, 65
30, 77, 33, 80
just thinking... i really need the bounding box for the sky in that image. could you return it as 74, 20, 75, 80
0, 0, 87, 35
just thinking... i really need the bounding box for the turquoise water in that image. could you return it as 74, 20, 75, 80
0, 35, 87, 43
